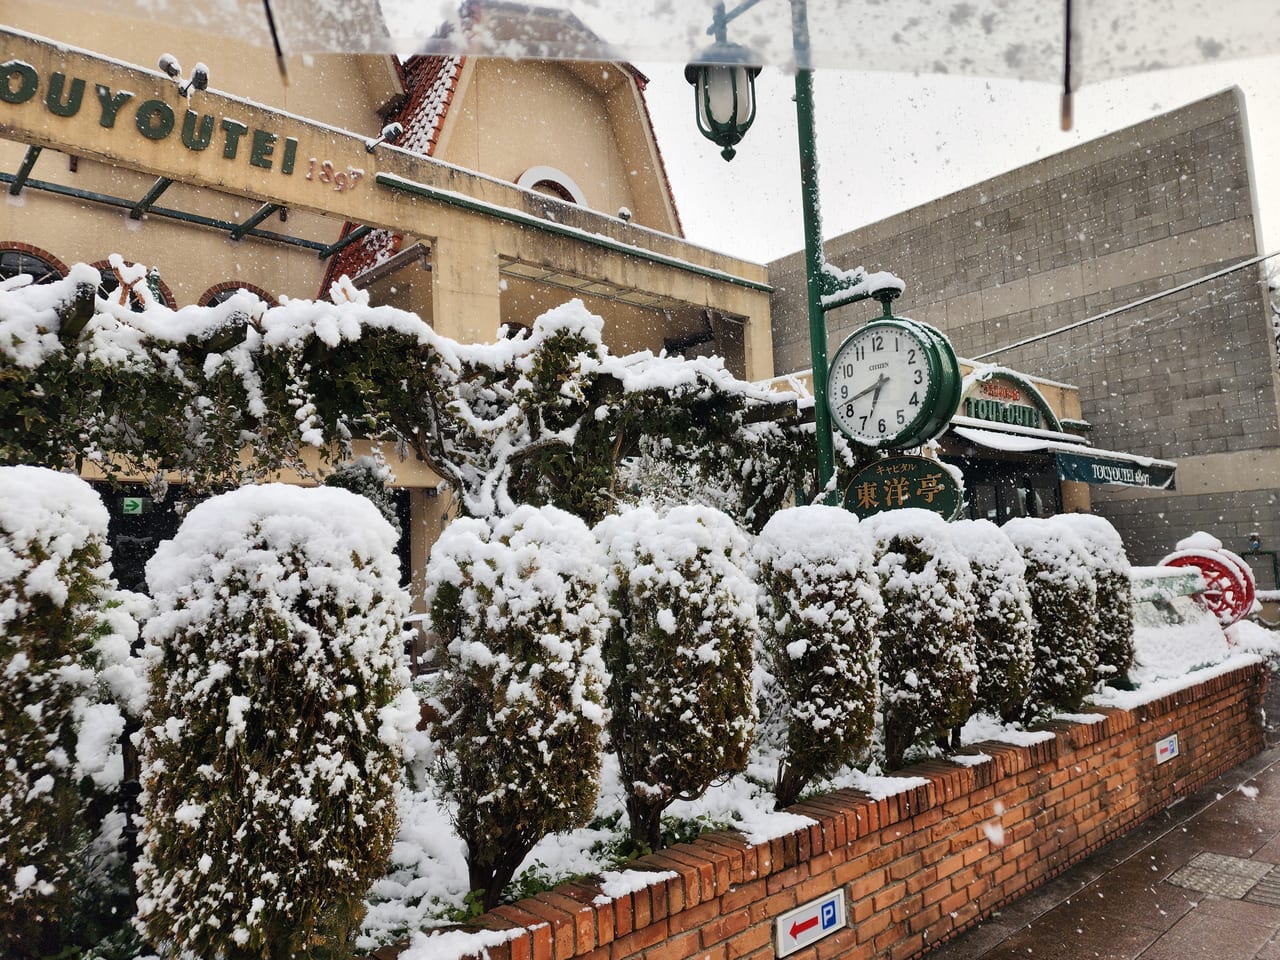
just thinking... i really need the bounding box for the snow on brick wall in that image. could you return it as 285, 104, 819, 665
376, 660, 1267, 960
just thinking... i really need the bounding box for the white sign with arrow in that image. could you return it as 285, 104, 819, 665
775, 889, 847, 956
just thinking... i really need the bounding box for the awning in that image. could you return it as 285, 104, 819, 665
950, 424, 1176, 490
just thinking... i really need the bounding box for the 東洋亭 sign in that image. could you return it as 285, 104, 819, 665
844, 455, 963, 520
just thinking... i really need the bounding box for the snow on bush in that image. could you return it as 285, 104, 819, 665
753, 506, 883, 808
3, 272, 803, 533
323, 455, 403, 537
863, 509, 977, 769
424, 504, 610, 911
597, 505, 758, 850
1003, 516, 1100, 711
951, 519, 1036, 720
135, 484, 412, 958
1050, 514, 1134, 683
0, 466, 130, 957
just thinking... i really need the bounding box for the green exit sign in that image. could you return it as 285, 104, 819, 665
121, 497, 146, 515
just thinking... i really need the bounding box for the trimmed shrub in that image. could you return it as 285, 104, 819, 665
951, 519, 1037, 720
323, 456, 402, 537
136, 484, 413, 959
425, 505, 609, 911
1050, 513, 1134, 684
0, 466, 125, 959
863, 509, 977, 769
596, 505, 757, 851
1003, 516, 1100, 711
754, 506, 882, 808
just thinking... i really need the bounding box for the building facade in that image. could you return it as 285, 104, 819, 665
0, 4, 775, 601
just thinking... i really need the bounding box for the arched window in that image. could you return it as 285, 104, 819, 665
0, 245, 66, 285
516, 166, 588, 206
90, 260, 176, 311
199, 281, 275, 307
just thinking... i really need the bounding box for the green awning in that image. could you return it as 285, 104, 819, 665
950, 424, 1176, 490
1055, 451, 1176, 489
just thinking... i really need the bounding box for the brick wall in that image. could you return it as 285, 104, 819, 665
394, 660, 1267, 960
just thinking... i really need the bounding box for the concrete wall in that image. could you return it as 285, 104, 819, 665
769, 89, 1279, 565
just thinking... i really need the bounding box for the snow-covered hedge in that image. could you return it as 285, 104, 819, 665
2, 267, 803, 527
1051, 514, 1134, 683
1003, 517, 1100, 711
0, 467, 130, 957
424, 505, 610, 910
135, 485, 413, 958
597, 505, 758, 850
951, 519, 1036, 720
754, 506, 883, 808
864, 509, 977, 769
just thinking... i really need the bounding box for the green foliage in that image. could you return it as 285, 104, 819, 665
1051, 515, 1134, 683
0, 468, 118, 959
597, 505, 757, 851
135, 486, 409, 959
425, 505, 609, 912
754, 506, 883, 808
323, 456, 401, 536
951, 519, 1037, 720
1004, 517, 1100, 711
1094, 569, 1136, 681
865, 511, 977, 770
2, 275, 804, 532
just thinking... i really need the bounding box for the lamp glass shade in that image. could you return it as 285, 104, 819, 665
687, 46, 758, 160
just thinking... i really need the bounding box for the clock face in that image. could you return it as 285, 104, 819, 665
828, 320, 940, 447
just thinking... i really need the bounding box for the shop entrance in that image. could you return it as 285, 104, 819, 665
943, 454, 1061, 525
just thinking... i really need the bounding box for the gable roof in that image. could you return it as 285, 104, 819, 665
318, 3, 683, 299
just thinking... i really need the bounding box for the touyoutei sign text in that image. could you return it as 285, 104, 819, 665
1, 59, 366, 192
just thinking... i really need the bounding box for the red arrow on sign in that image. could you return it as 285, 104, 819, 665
789, 915, 820, 939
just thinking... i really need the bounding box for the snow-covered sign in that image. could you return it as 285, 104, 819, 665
843, 455, 962, 521
775, 890, 847, 957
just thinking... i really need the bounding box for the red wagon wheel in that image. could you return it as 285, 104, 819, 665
1159, 550, 1256, 627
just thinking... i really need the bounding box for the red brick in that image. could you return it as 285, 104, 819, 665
699, 907, 752, 948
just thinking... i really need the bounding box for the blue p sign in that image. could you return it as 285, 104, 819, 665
821, 900, 837, 930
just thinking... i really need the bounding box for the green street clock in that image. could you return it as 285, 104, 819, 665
827, 317, 962, 449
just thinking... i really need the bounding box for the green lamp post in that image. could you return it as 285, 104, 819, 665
686, 0, 901, 504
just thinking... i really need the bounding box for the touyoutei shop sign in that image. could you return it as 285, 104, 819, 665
961, 372, 1061, 432
1, 58, 366, 192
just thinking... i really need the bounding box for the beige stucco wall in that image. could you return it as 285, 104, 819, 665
0, 25, 773, 376
3, 2, 403, 130
439, 59, 676, 234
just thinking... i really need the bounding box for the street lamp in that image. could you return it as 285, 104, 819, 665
686, 0, 894, 504
684, 41, 760, 161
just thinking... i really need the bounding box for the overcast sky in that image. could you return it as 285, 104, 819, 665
637, 58, 1280, 271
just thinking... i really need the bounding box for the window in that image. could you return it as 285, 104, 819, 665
91, 259, 175, 311
0, 246, 65, 285
515, 165, 588, 206
200, 282, 275, 307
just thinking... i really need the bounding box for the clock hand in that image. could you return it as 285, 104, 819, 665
848, 372, 890, 404
869, 374, 888, 415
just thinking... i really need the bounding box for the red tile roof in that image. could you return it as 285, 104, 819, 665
319, 55, 464, 297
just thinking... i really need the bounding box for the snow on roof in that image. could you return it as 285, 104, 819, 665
397, 55, 464, 158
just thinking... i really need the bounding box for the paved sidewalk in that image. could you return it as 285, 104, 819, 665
925, 677, 1280, 960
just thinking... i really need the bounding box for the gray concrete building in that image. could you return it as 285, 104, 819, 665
769, 88, 1279, 573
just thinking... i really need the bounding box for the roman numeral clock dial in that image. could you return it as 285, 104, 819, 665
827, 318, 961, 449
